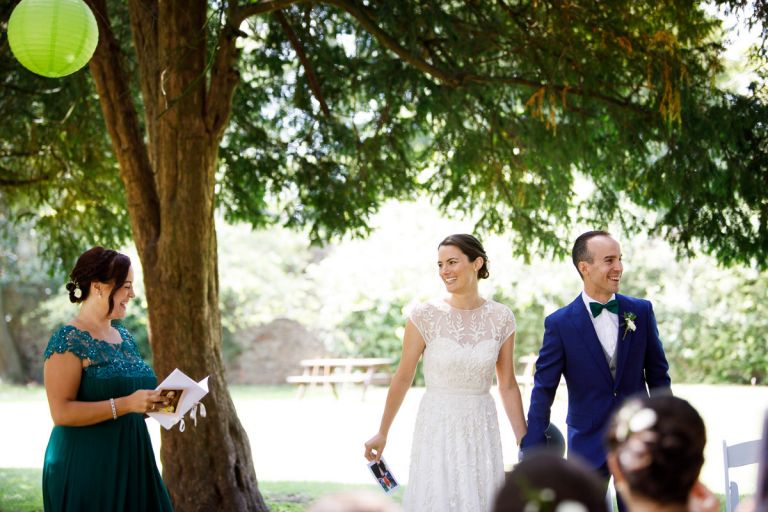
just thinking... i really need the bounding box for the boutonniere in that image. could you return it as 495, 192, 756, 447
622, 312, 637, 340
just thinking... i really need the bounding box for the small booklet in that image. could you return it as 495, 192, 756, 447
367, 458, 399, 494
147, 368, 209, 431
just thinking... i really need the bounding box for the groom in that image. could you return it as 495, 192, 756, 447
520, 231, 671, 506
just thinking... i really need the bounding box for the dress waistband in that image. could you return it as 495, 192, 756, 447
425, 387, 489, 396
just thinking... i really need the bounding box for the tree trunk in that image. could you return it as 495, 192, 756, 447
0, 286, 24, 383
86, 0, 268, 509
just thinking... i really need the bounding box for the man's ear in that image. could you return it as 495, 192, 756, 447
577, 261, 589, 279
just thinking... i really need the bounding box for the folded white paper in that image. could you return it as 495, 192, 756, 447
147, 368, 209, 430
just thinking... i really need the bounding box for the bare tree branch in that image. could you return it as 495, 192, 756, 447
86, 0, 161, 255
232, 0, 306, 27
0, 172, 50, 187
322, 0, 647, 114
274, 9, 331, 118
127, 0, 160, 162
206, 4, 246, 138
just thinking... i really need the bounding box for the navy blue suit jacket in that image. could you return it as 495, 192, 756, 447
520, 293, 671, 469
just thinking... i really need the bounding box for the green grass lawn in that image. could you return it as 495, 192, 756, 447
0, 468, 395, 512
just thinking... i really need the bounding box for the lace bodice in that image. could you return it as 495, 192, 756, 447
409, 299, 516, 393
44, 325, 155, 380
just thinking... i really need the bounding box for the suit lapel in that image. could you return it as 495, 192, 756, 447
614, 294, 633, 386
566, 296, 613, 386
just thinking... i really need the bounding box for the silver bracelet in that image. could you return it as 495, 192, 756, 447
109, 398, 117, 420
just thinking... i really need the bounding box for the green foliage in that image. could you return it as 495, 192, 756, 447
0, 2, 131, 272
0, 468, 41, 512
2, 0, 767, 269
214, 1, 767, 266
336, 297, 424, 384
622, 249, 768, 385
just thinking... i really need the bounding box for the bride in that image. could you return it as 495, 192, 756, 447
364, 234, 527, 511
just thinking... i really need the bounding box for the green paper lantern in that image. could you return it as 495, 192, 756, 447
7, 0, 99, 78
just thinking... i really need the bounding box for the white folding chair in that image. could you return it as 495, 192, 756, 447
723, 438, 761, 512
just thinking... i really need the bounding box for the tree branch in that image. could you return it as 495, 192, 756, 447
322, 0, 462, 86
86, 0, 161, 255
206, 4, 244, 138
322, 0, 648, 114
231, 0, 305, 27
0, 171, 50, 187
274, 9, 331, 118
127, 0, 160, 162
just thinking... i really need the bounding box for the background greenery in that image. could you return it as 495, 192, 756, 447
2, 200, 766, 386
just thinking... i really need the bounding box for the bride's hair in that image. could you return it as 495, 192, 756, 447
438, 234, 489, 279
606, 394, 706, 505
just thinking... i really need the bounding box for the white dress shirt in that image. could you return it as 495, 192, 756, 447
581, 291, 619, 357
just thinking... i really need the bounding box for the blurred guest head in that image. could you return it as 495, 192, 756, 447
308, 490, 400, 512
493, 452, 606, 512
606, 395, 716, 511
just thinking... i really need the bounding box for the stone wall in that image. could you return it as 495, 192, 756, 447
226, 318, 328, 385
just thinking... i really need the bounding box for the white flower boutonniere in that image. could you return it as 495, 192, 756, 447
622, 312, 637, 340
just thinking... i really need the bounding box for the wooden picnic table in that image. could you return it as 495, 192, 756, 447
286, 357, 395, 399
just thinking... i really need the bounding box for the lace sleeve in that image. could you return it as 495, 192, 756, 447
499, 305, 517, 343
408, 302, 432, 345
43, 326, 90, 361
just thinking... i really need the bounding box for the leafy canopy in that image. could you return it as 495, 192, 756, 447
2, 0, 767, 267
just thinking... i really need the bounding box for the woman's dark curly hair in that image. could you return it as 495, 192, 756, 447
66, 247, 131, 315
606, 394, 706, 505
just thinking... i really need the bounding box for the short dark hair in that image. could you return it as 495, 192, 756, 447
605, 395, 706, 505
572, 230, 612, 278
493, 452, 606, 512
438, 234, 489, 279
66, 247, 131, 315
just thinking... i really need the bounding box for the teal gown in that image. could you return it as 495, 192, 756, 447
43, 325, 173, 511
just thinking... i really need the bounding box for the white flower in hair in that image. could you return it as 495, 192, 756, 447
629, 408, 657, 433
555, 500, 589, 512
73, 287, 82, 299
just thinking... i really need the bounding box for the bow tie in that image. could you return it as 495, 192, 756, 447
590, 299, 618, 317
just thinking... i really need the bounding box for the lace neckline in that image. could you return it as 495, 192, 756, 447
441, 298, 490, 312
63, 324, 126, 346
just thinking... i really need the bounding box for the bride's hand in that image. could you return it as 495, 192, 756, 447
364, 433, 387, 461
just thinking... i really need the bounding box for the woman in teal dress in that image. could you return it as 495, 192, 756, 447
43, 247, 173, 511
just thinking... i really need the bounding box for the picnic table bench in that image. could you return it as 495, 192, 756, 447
286, 357, 395, 399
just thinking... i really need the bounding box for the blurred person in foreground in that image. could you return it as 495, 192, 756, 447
308, 490, 401, 512
605, 395, 719, 512
493, 451, 607, 512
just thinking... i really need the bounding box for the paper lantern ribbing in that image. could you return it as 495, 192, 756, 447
7, 0, 99, 78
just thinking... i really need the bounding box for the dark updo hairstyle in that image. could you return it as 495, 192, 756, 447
66, 247, 131, 315
493, 452, 606, 512
606, 395, 706, 505
572, 230, 612, 279
438, 234, 489, 279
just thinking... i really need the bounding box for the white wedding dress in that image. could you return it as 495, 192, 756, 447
403, 298, 517, 512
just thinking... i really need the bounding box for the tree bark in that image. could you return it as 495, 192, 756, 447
87, 1, 267, 509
